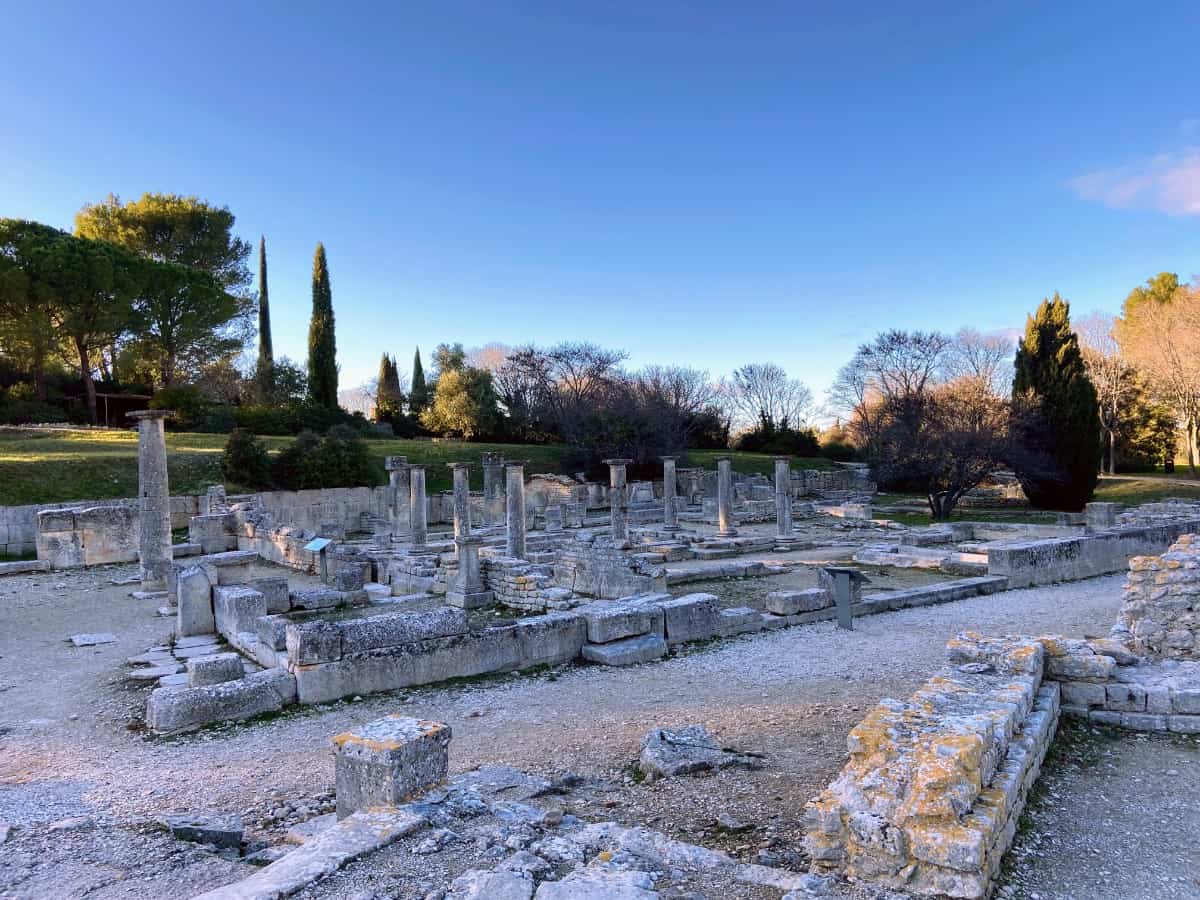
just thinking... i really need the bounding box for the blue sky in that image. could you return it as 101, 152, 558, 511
3, 1, 1199, 398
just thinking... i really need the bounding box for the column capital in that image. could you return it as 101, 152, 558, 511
773, 455, 792, 464
603, 458, 632, 466
447, 461, 471, 470
505, 460, 528, 470
385, 455, 409, 471
127, 409, 174, 422
454, 533, 484, 547
715, 455, 733, 463
659, 455, 678, 463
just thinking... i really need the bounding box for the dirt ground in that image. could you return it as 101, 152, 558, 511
1, 563, 1191, 899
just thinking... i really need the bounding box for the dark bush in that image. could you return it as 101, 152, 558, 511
271, 425, 383, 490
221, 429, 273, 490
820, 439, 857, 461
150, 386, 211, 431
198, 404, 237, 434
732, 422, 820, 457
0, 384, 68, 425
235, 401, 375, 436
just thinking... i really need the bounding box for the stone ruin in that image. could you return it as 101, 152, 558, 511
804, 534, 1200, 898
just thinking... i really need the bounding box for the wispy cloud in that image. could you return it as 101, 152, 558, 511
1070, 147, 1200, 216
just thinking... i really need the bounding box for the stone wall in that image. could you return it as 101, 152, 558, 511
552, 536, 667, 599
985, 517, 1200, 587
24, 495, 199, 565
1116, 534, 1200, 659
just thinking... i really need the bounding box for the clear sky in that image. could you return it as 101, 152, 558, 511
3, 1, 1198, 399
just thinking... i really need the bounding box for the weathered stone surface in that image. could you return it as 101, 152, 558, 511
69, 633, 116, 647
718, 606, 765, 636
191, 809, 424, 900
213, 585, 267, 638
1167, 714, 1200, 733
1118, 534, 1200, 660
533, 868, 657, 899
160, 812, 243, 849
176, 565, 215, 636
638, 724, 761, 782
1174, 689, 1200, 714
338, 607, 469, 656
250, 577, 290, 614
765, 589, 829, 616
187, 652, 245, 687
255, 614, 291, 651
332, 715, 451, 818
658, 593, 722, 645
294, 613, 585, 704
147, 669, 297, 733
286, 621, 344, 665
580, 633, 666, 666
1105, 682, 1146, 712
577, 601, 657, 644
447, 869, 534, 900
1060, 680, 1107, 707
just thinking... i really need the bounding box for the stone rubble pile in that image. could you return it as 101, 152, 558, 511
1116, 533, 1200, 659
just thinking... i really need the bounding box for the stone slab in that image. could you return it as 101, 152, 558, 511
332, 716, 451, 818
188, 652, 246, 687
146, 669, 297, 733
70, 633, 116, 647
658, 593, 722, 645
581, 633, 666, 666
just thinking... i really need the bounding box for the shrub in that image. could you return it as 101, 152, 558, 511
198, 404, 237, 434
820, 439, 857, 461
0, 384, 68, 425
150, 386, 212, 431
732, 422, 820, 456
221, 429, 273, 490
271, 425, 383, 490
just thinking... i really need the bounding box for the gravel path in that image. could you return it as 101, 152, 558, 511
0, 566, 1171, 898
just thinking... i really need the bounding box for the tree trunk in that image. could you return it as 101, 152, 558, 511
1189, 416, 1198, 478
1107, 429, 1116, 475
31, 352, 47, 402
75, 338, 97, 425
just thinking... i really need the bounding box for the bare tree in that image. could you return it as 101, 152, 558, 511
1077, 313, 1138, 475
945, 327, 1014, 398
631, 365, 720, 447
721, 362, 814, 432
1115, 283, 1200, 474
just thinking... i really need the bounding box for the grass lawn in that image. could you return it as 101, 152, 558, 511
1093, 476, 1200, 507
0, 427, 835, 507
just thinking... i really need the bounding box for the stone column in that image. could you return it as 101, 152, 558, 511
661, 456, 680, 532
386, 456, 410, 540
448, 463, 472, 539
482, 452, 505, 526
774, 456, 794, 537
505, 462, 527, 558
409, 466, 428, 549
128, 409, 174, 591
605, 458, 631, 547
446, 534, 493, 609
716, 456, 738, 537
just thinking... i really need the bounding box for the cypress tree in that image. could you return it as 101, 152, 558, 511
307, 242, 338, 409
386, 354, 403, 405
410, 347, 428, 413
1011, 293, 1102, 510
255, 235, 275, 393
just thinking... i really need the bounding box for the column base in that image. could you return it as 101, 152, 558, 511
716, 528, 739, 538
445, 589, 495, 610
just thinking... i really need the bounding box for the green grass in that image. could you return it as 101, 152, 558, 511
1093, 476, 1200, 507
0, 427, 833, 507
884, 509, 1060, 527
685, 450, 834, 476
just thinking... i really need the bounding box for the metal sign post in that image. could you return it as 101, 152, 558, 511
304, 536, 334, 583
821, 566, 869, 631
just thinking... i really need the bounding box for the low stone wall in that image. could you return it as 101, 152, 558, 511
552, 536, 666, 599
1116, 533, 1200, 659
806, 635, 1058, 898
985, 517, 1200, 587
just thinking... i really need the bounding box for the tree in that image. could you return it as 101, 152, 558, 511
721, 362, 813, 434
1011, 294, 1101, 510
871, 378, 1011, 520
48, 235, 144, 423
1077, 313, 1138, 475
409, 347, 429, 414
375, 353, 404, 422
75, 193, 253, 388
0, 219, 65, 400
945, 328, 1013, 398
75, 193, 252, 292
831, 330, 953, 488
1115, 277, 1200, 474
255, 235, 274, 392
420, 366, 501, 440
306, 243, 338, 409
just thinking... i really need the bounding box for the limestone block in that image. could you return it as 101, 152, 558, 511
581, 633, 666, 666
578, 601, 656, 644
251, 577, 290, 614
146, 669, 297, 733
1119, 712, 1167, 731
1105, 683, 1146, 712
1146, 686, 1173, 715
289, 587, 345, 610
1172, 689, 1200, 714
187, 652, 245, 687
1045, 653, 1115, 682
333, 567, 366, 592
256, 614, 291, 651
198, 550, 258, 585
212, 585, 267, 638
718, 606, 764, 636
286, 621, 344, 664
331, 715, 451, 818
658, 593, 722, 645
765, 589, 829, 616
176, 565, 215, 637
1167, 714, 1200, 733
448, 869, 534, 900
1060, 681, 1106, 707
338, 608, 469, 656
